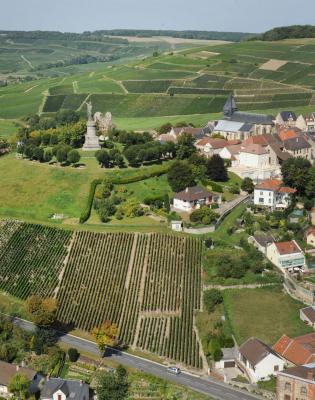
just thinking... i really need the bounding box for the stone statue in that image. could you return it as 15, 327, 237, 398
86, 101, 93, 121
94, 111, 115, 133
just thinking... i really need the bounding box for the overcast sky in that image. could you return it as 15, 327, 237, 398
1, 0, 315, 33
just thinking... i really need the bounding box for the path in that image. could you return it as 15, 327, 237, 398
21, 55, 34, 69
12, 317, 263, 400
203, 283, 278, 290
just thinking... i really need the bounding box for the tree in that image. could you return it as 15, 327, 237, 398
26, 296, 58, 327
241, 177, 254, 194
68, 348, 79, 362
43, 149, 53, 163
67, 149, 80, 165
167, 160, 195, 192
8, 373, 31, 400
281, 157, 311, 195
56, 146, 69, 164
203, 289, 223, 313
306, 166, 315, 199
206, 155, 228, 182
176, 133, 196, 159
157, 122, 172, 134
32, 147, 44, 162
96, 149, 110, 168
96, 365, 128, 400
56, 110, 79, 126
91, 321, 118, 353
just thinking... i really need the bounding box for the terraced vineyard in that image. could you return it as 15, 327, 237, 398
0, 220, 71, 299
56, 231, 203, 368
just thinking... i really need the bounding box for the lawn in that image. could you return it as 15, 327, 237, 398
224, 286, 313, 345
0, 120, 19, 138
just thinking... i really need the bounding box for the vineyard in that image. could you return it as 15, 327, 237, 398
56, 231, 203, 368
0, 221, 204, 368
0, 220, 71, 299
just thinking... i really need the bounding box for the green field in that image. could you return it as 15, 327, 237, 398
1, 37, 315, 128
224, 287, 312, 345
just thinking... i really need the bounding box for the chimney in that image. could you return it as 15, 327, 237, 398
307, 371, 314, 381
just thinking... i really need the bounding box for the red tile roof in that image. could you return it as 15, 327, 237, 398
243, 136, 269, 146
196, 138, 226, 148
274, 240, 301, 255
240, 143, 268, 155
278, 187, 296, 194
278, 129, 299, 142
256, 179, 283, 191
273, 334, 315, 365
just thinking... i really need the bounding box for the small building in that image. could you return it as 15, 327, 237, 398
300, 306, 315, 329
276, 111, 297, 127
248, 232, 275, 255
173, 186, 219, 213
254, 179, 296, 210
289, 209, 304, 224
215, 347, 237, 369
195, 137, 227, 158
283, 136, 312, 160
276, 364, 315, 400
296, 113, 315, 133
171, 221, 183, 232
306, 228, 315, 247
0, 361, 37, 398
40, 378, 89, 400
266, 240, 306, 271
238, 337, 285, 383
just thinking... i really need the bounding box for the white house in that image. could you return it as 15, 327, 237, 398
0, 361, 37, 398
266, 240, 306, 271
238, 337, 285, 383
173, 186, 219, 213
195, 137, 227, 158
276, 111, 297, 127
248, 232, 275, 255
300, 306, 315, 329
254, 179, 296, 210
296, 113, 315, 132
306, 228, 315, 247
230, 143, 280, 181
40, 378, 89, 400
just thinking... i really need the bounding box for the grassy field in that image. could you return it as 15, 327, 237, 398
224, 286, 313, 345
0, 120, 19, 138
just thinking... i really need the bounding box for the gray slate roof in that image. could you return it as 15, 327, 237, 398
284, 136, 311, 151
253, 232, 274, 248
228, 111, 274, 125
40, 378, 89, 400
279, 111, 297, 122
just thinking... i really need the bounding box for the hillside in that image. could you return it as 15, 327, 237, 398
255, 25, 315, 41
1, 36, 315, 133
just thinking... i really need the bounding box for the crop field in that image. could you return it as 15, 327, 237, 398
1, 37, 315, 125
0, 220, 71, 299
56, 231, 203, 368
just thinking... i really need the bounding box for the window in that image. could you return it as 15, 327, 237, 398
259, 198, 264, 203
274, 365, 279, 371
58, 395, 62, 400
285, 382, 291, 391
301, 386, 307, 395
260, 191, 263, 195
284, 395, 290, 400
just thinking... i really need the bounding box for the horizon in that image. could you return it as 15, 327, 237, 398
1, 0, 315, 34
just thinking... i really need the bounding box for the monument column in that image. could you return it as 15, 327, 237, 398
82, 101, 101, 151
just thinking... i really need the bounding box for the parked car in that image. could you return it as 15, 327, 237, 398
167, 366, 181, 375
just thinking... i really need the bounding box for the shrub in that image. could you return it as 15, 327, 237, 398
203, 289, 223, 313
68, 348, 79, 362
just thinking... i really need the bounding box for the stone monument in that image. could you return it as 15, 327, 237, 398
82, 101, 101, 151
94, 111, 115, 133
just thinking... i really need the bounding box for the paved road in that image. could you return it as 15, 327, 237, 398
13, 317, 262, 400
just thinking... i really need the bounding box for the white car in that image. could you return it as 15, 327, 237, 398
167, 366, 181, 375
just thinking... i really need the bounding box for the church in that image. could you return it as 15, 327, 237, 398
213, 95, 275, 140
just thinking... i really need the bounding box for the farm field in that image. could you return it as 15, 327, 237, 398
224, 286, 313, 345
0, 219, 204, 369
0, 119, 19, 138
1, 37, 315, 126
57, 231, 203, 368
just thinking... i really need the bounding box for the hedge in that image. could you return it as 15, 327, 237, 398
79, 165, 171, 223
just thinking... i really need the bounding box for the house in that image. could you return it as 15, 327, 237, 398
248, 232, 275, 255
266, 240, 306, 270
157, 126, 207, 144
306, 228, 315, 247
282, 136, 312, 160
278, 128, 299, 142
274, 334, 315, 366
195, 137, 227, 158
276, 111, 297, 127
230, 143, 281, 181
0, 361, 37, 398
40, 378, 89, 400
215, 347, 237, 369
238, 337, 285, 383
223, 94, 275, 135
300, 306, 315, 329
172, 186, 219, 212
296, 113, 315, 133
219, 144, 243, 162
276, 364, 315, 400
288, 209, 304, 224
254, 179, 296, 210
